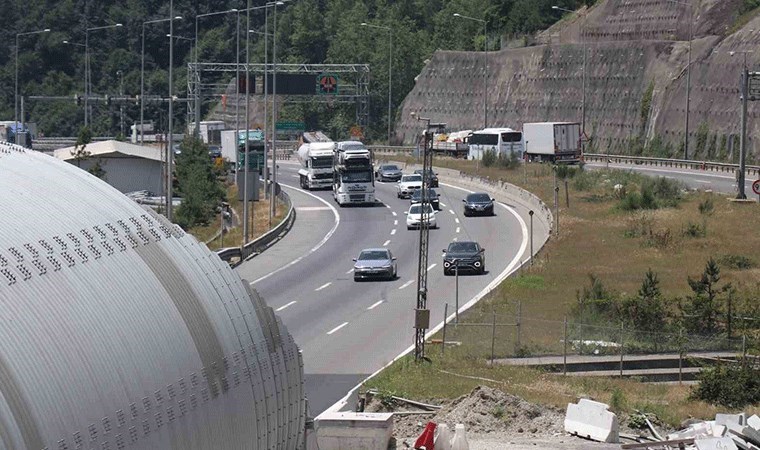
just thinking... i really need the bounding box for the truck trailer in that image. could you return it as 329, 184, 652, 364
297, 140, 335, 190
522, 122, 581, 163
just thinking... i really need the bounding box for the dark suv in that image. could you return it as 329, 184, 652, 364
463, 192, 495, 216
414, 169, 439, 187
410, 188, 440, 210
442, 241, 486, 275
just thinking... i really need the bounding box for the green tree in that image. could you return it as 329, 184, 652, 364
621, 269, 667, 334
680, 258, 731, 335
70, 126, 92, 168
174, 137, 225, 229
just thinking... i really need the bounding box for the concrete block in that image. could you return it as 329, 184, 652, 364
748, 415, 760, 431
668, 421, 714, 441
727, 422, 760, 447
564, 399, 619, 443
712, 425, 727, 437
695, 437, 739, 450
717, 414, 747, 427
315, 411, 394, 450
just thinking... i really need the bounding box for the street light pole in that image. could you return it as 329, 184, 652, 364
552, 5, 586, 137
271, 1, 285, 228
195, 8, 239, 137
453, 13, 487, 128
86, 23, 123, 129
361, 22, 393, 144
142, 16, 182, 145
167, 0, 175, 221
16, 28, 50, 145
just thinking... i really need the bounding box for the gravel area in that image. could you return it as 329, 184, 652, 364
366, 385, 625, 449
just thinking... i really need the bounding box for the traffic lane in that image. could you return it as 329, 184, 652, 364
235, 184, 338, 286
585, 162, 754, 194
299, 185, 524, 376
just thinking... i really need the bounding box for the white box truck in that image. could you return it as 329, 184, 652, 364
522, 122, 582, 163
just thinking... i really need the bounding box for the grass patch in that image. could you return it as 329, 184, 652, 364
371, 155, 760, 426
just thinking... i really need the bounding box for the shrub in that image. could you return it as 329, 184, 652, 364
682, 222, 705, 238
482, 149, 497, 167
717, 254, 756, 270
642, 228, 673, 250
691, 362, 760, 408
610, 388, 627, 412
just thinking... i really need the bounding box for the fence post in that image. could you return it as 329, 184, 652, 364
491, 312, 497, 366
679, 328, 683, 386
442, 303, 448, 357
515, 300, 522, 354
563, 316, 568, 376
743, 333, 747, 359
619, 322, 624, 377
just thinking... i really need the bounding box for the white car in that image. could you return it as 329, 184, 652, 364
405, 203, 438, 229
396, 174, 423, 198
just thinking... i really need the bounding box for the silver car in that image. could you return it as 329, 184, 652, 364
353, 248, 397, 281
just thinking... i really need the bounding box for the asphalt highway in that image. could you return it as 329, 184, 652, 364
236, 161, 529, 415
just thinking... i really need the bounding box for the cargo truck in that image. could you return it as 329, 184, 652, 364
332, 141, 375, 206
522, 122, 581, 163
297, 140, 335, 190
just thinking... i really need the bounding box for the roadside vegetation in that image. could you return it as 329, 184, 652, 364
365, 156, 760, 426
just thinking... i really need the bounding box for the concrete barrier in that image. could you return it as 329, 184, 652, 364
315, 411, 394, 450
695, 437, 739, 450
564, 399, 619, 443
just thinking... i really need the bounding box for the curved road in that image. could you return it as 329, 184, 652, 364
236, 161, 529, 415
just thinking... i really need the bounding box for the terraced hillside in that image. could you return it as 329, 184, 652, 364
396, 0, 760, 163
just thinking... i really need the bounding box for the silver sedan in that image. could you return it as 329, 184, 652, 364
353, 248, 398, 281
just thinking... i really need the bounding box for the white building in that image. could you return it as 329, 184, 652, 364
54, 140, 164, 195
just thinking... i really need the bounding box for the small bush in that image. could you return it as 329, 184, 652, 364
691, 362, 760, 408
610, 388, 627, 412
625, 212, 655, 238
682, 222, 705, 238
717, 254, 756, 270
482, 149, 497, 167
491, 405, 506, 419
643, 228, 673, 250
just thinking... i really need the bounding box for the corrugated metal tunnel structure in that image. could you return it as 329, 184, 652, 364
0, 142, 305, 450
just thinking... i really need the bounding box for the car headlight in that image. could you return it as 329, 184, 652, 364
443, 261, 451, 268
474, 261, 482, 268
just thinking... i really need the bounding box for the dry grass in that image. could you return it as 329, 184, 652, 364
189, 184, 287, 250
366, 156, 760, 426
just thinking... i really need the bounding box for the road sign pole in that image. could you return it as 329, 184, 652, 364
738, 68, 749, 199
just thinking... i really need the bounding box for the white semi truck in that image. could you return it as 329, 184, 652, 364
522, 122, 582, 163
332, 141, 375, 206
297, 141, 335, 190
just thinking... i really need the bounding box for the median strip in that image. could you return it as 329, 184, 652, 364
326, 322, 349, 335
276, 301, 297, 312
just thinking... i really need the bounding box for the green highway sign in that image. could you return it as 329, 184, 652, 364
275, 121, 306, 131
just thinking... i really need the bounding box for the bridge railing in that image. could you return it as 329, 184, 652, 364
583, 153, 760, 177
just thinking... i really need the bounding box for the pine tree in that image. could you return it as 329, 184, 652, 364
681, 258, 731, 335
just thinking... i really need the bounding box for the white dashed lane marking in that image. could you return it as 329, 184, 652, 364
399, 280, 414, 290
455, 218, 460, 224
427, 264, 437, 271
315, 282, 332, 291
276, 301, 296, 312
392, 212, 398, 217
449, 209, 455, 215
327, 322, 349, 335
390, 229, 396, 235
383, 240, 390, 246
456, 227, 460, 233
367, 301, 383, 310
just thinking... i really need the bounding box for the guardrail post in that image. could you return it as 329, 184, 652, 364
442, 303, 448, 357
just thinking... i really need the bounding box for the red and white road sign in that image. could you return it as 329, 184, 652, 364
753, 179, 760, 195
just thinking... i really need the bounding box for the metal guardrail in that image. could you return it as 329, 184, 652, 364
215, 185, 296, 266
584, 153, 760, 177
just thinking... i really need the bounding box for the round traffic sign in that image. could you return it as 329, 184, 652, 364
753, 179, 760, 195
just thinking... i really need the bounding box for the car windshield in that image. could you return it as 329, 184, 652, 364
381, 165, 399, 171
467, 193, 491, 202
358, 250, 390, 261
402, 175, 422, 183
448, 242, 479, 253
409, 204, 434, 215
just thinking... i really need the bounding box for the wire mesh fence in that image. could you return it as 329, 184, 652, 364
435, 305, 751, 366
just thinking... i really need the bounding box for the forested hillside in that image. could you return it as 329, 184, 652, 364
0, 0, 592, 140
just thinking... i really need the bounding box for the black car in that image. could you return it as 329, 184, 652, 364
410, 188, 440, 210
414, 169, 439, 188
442, 241, 486, 275
375, 164, 403, 182
463, 192, 495, 216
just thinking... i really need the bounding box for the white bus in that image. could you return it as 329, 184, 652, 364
467, 128, 523, 160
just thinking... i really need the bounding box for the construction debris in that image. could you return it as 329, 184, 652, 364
564, 399, 620, 443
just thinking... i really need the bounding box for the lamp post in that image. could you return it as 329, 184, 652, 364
731, 50, 753, 200
142, 16, 182, 145
552, 5, 587, 138
86, 23, 123, 128
453, 13, 488, 128
117, 70, 124, 137
167, 0, 176, 221
15, 28, 50, 145
270, 0, 288, 228
194, 8, 239, 137
666, 0, 695, 159
361, 22, 393, 144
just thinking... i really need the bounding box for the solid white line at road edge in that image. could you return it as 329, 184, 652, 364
322, 181, 530, 415
276, 301, 297, 312
327, 322, 349, 335
249, 183, 341, 285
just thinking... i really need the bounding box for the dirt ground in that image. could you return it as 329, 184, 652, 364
365, 385, 625, 449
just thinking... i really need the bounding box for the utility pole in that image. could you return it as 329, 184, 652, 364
166, 0, 175, 221
117, 70, 124, 137
738, 66, 749, 199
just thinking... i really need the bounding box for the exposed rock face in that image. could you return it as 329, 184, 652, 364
397, 0, 760, 163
